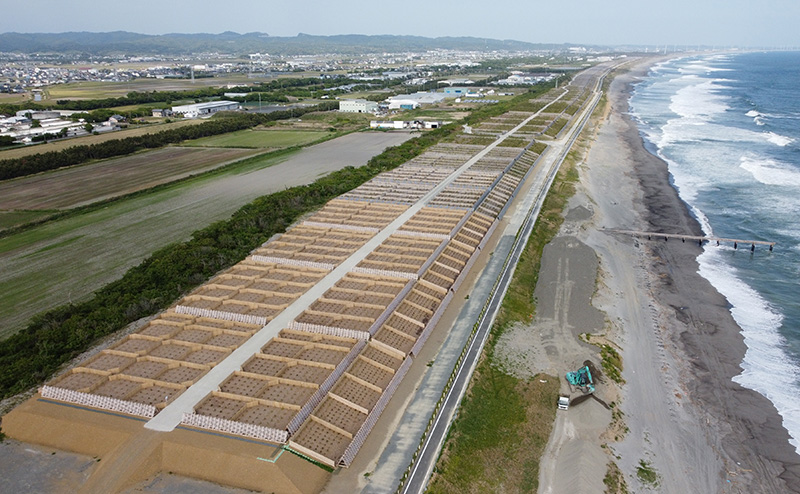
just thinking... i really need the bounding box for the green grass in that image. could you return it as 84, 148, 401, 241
0, 93, 30, 105
0, 147, 304, 338
181, 129, 332, 149
636, 460, 659, 487
544, 116, 569, 138
429, 367, 558, 493
604, 461, 629, 494
0, 210, 57, 230
428, 77, 603, 493
600, 344, 625, 384
45, 76, 253, 100
429, 117, 582, 494
24, 235, 85, 257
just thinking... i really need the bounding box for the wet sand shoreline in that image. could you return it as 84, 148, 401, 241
614, 58, 800, 492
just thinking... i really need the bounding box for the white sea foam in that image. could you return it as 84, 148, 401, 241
679, 62, 733, 74
765, 132, 794, 147
740, 156, 800, 186
697, 249, 800, 454
746, 110, 767, 126
669, 78, 730, 122
636, 53, 800, 455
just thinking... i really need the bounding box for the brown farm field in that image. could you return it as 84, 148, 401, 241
0, 131, 414, 338
0, 119, 206, 160
0, 146, 262, 211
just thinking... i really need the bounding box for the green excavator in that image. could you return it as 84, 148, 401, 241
566, 365, 595, 393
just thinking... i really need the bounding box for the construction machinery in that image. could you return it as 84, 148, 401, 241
566, 365, 595, 394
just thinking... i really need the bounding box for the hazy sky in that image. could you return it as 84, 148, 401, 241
3, 0, 799, 47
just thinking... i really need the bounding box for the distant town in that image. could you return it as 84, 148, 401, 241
0, 46, 622, 146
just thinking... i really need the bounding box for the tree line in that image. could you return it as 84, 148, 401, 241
0, 124, 456, 399
0, 77, 364, 116
0, 101, 338, 181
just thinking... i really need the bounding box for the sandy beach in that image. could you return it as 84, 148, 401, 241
527, 57, 800, 492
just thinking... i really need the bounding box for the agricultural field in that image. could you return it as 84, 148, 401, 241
0, 119, 206, 160
0, 92, 30, 105
396, 109, 470, 121
283, 110, 373, 130
0, 210, 53, 230
0, 146, 262, 212
182, 129, 332, 149
43, 75, 254, 100
0, 131, 414, 338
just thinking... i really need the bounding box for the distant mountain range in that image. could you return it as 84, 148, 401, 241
0, 31, 575, 56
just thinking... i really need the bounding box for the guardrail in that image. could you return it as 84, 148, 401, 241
394, 149, 548, 494
394, 69, 609, 493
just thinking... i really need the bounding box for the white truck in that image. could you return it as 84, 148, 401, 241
557, 395, 570, 411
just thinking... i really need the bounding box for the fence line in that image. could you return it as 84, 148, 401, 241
352, 267, 419, 280
40, 385, 156, 418
339, 356, 413, 467
249, 255, 336, 271
174, 306, 268, 326
394, 230, 450, 241
288, 321, 370, 341
181, 412, 288, 443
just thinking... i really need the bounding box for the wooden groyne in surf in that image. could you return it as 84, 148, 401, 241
606, 229, 776, 251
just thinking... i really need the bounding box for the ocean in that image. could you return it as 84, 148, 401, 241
629, 51, 800, 454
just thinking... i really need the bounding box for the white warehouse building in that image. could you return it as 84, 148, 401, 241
386, 92, 446, 110
171, 101, 240, 118
339, 99, 379, 113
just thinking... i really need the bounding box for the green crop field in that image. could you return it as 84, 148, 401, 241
0, 131, 414, 338
182, 129, 332, 148
0, 210, 54, 230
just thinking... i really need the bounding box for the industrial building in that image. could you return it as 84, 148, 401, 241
495, 72, 556, 85
386, 92, 446, 110
370, 120, 450, 130
171, 101, 240, 118
442, 87, 471, 96
338, 99, 379, 114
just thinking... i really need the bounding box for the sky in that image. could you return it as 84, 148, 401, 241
2, 0, 800, 48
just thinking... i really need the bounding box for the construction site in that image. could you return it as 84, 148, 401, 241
2, 84, 594, 492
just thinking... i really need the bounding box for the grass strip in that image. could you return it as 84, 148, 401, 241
427, 106, 585, 494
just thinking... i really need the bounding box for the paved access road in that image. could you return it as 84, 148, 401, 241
391, 62, 617, 494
